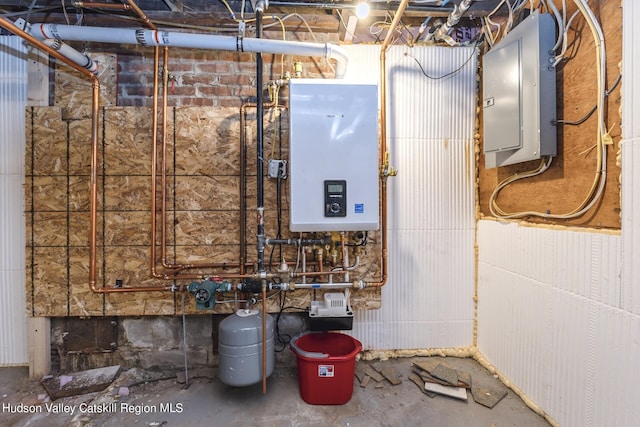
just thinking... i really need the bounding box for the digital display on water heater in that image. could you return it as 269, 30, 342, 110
327, 184, 343, 193
324, 180, 346, 217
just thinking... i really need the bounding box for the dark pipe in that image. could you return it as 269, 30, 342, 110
255, 4, 268, 396
256, 10, 265, 273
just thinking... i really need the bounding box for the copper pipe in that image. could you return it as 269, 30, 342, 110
126, 0, 236, 277
340, 232, 347, 279
73, 1, 132, 10
262, 281, 267, 394
369, 0, 409, 288
155, 41, 242, 273
125, 0, 154, 29
0, 18, 170, 294
148, 47, 240, 277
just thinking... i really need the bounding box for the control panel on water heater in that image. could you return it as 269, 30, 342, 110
324, 180, 346, 217
288, 79, 379, 232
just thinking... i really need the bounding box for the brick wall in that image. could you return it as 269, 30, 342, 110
114, 31, 339, 108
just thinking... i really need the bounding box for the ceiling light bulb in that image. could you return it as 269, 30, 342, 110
355, 2, 370, 19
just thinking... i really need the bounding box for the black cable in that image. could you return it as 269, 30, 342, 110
274, 291, 307, 352
553, 73, 622, 126
406, 39, 480, 80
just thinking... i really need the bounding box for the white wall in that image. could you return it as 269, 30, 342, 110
344, 45, 477, 350
477, 222, 637, 426
0, 36, 29, 365
477, 3, 640, 426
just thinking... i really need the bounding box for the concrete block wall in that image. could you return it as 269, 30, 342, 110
51, 313, 307, 373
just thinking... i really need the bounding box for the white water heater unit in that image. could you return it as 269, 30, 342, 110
288, 79, 379, 232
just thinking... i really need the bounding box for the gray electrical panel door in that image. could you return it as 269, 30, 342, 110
483, 39, 522, 153
482, 11, 557, 169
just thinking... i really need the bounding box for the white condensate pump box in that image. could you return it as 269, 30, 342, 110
289, 79, 379, 232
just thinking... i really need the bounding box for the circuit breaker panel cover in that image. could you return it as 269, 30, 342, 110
482, 11, 557, 168
288, 79, 379, 232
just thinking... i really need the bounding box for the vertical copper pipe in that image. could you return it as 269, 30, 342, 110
262, 281, 267, 394
0, 18, 174, 293
371, 0, 409, 288
150, 44, 163, 278
124, 1, 228, 274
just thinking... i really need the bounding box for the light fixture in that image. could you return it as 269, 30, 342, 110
355, 2, 370, 19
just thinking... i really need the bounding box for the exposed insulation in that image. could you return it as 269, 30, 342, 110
26, 105, 383, 316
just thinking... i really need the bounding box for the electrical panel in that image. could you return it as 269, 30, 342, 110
289, 79, 379, 232
482, 11, 557, 168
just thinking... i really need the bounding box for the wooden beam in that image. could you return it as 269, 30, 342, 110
18, 10, 340, 33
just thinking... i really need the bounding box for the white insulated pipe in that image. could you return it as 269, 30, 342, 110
13, 18, 98, 75
32, 23, 349, 78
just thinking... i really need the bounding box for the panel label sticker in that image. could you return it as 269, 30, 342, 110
354, 203, 364, 214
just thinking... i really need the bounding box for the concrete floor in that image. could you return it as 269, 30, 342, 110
1, 355, 551, 427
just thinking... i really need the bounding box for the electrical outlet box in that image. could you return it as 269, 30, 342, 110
288, 79, 379, 232
267, 159, 286, 178
482, 11, 557, 168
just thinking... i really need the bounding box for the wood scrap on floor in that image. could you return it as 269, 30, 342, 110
41, 365, 121, 400
431, 364, 459, 386
377, 366, 403, 385
471, 385, 508, 409
356, 362, 403, 388
409, 373, 436, 398
411, 359, 478, 403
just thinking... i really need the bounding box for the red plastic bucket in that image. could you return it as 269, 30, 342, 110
290, 332, 362, 405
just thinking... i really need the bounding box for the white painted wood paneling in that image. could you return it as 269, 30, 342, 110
351, 45, 477, 350
0, 36, 29, 366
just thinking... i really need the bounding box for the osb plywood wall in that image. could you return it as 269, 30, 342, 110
478, 1, 622, 229
25, 60, 381, 317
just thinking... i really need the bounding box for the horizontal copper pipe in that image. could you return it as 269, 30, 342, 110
73, 1, 132, 10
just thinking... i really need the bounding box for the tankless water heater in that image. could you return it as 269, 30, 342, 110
288, 79, 379, 232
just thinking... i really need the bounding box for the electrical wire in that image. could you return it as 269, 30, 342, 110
489, 0, 610, 220
335, 9, 359, 42
405, 40, 479, 80
544, 0, 565, 53
489, 157, 553, 218
553, 73, 621, 126
551, 8, 582, 68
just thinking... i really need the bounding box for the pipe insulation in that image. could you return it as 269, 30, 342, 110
12, 18, 98, 74
434, 0, 475, 41
30, 23, 349, 78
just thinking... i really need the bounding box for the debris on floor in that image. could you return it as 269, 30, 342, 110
372, 363, 403, 385
424, 382, 468, 400
411, 358, 509, 405
40, 365, 121, 400
355, 362, 403, 388
471, 384, 508, 409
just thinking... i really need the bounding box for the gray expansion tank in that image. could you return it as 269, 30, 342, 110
218, 309, 275, 387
